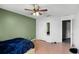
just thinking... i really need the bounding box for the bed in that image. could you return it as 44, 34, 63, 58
25, 48, 35, 54
0, 38, 35, 54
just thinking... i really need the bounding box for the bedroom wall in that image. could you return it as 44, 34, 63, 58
36, 16, 62, 42
36, 15, 74, 43
73, 13, 79, 48
0, 8, 36, 41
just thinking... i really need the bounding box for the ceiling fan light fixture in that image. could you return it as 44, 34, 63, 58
36, 12, 39, 16
33, 12, 36, 16
33, 12, 39, 16
25, 4, 48, 16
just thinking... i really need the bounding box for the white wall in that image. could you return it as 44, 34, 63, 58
73, 13, 79, 48
36, 15, 75, 43
36, 16, 62, 42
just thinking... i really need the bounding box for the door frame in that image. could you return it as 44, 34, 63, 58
62, 19, 72, 47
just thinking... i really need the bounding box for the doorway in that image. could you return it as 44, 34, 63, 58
62, 20, 72, 45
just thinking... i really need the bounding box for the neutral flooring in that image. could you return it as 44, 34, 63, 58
33, 40, 71, 54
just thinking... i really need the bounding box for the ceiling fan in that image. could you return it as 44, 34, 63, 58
24, 4, 48, 16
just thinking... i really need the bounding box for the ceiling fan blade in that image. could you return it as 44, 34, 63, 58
24, 4, 47, 16
24, 9, 32, 11
39, 9, 48, 11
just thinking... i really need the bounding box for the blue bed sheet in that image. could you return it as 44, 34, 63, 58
0, 38, 34, 54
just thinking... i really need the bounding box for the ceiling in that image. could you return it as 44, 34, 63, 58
0, 4, 79, 19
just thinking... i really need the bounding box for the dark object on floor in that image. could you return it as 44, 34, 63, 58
54, 42, 57, 44
0, 38, 34, 54
69, 48, 78, 54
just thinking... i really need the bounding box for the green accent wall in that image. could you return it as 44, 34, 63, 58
0, 8, 36, 41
